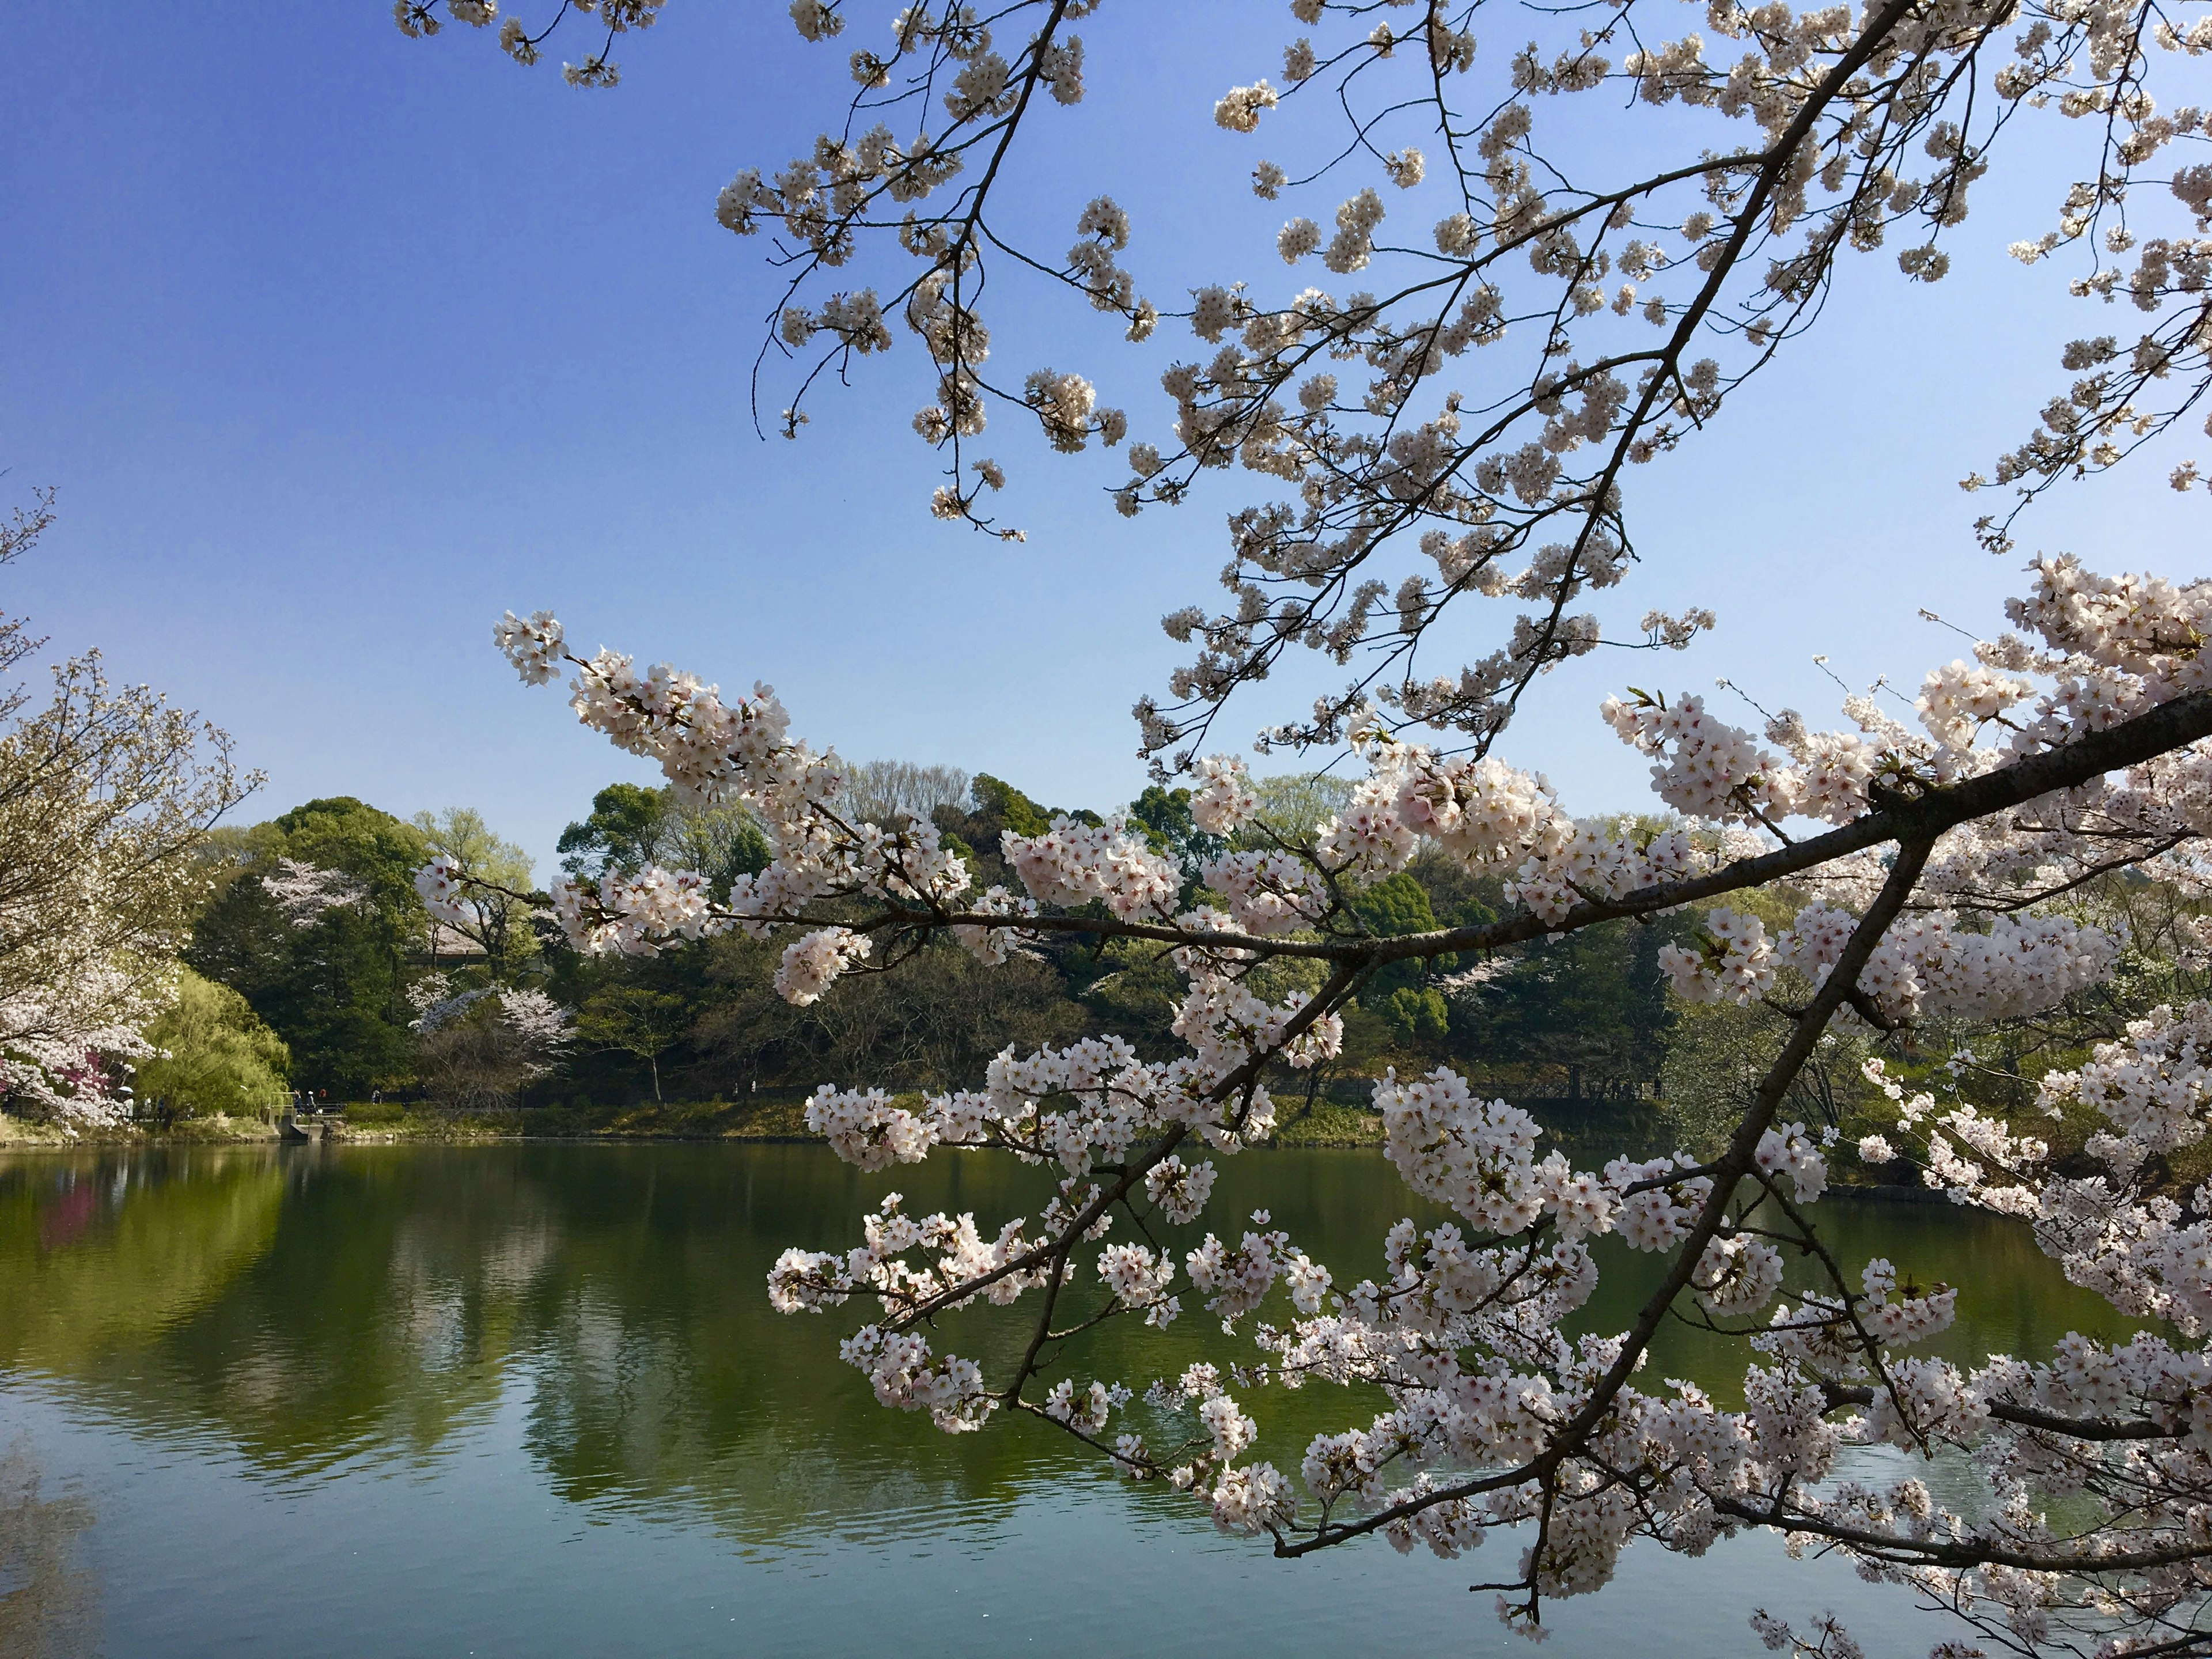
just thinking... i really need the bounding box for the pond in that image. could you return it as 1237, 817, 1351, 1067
0, 1143, 2147, 1658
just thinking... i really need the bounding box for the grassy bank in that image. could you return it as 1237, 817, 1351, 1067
8, 1090, 1887, 1164
0, 1111, 286, 1147
344, 1093, 1391, 1146
1266, 1099, 1385, 1146
0, 1097, 2048, 1201
1, 1090, 1388, 1147
334, 1094, 820, 1142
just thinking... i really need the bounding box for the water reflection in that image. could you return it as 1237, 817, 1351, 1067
0, 1145, 2156, 1656
0, 1440, 97, 1659
0, 1146, 2145, 1535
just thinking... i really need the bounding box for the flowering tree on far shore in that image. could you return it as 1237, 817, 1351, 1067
408, 976, 573, 1108
410, 2, 2212, 1652
0, 496, 255, 1126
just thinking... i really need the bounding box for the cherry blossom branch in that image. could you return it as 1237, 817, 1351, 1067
1279, 836, 1933, 1555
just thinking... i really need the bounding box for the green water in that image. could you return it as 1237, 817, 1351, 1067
0, 1144, 2146, 1657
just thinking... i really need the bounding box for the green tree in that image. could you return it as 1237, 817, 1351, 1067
969, 774, 1055, 838
664, 799, 772, 896
1351, 871, 1445, 1022
1661, 995, 1874, 1158
575, 984, 691, 1102
1126, 785, 1225, 899
1385, 986, 1451, 1045
1449, 916, 1688, 1100
1080, 937, 1187, 1058
556, 783, 668, 881
558, 782, 770, 898
695, 936, 1084, 1094
134, 967, 292, 1122
1237, 772, 1355, 849
272, 798, 432, 920
411, 807, 536, 975
840, 760, 971, 827
185, 798, 430, 1097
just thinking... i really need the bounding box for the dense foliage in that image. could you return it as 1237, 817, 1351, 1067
185, 798, 434, 1098
132, 967, 291, 1123
164, 768, 1698, 1116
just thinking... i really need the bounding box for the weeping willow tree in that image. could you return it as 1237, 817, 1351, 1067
132, 967, 291, 1122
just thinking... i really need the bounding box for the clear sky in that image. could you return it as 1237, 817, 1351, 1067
3, 5, 2201, 878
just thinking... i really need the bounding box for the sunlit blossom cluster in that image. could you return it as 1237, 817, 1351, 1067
1001, 815, 1181, 921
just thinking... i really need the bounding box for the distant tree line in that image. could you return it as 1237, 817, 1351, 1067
81, 752, 2197, 1181
157, 766, 1695, 1120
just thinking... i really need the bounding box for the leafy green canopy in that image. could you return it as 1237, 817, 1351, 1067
411, 807, 537, 975
558, 783, 770, 897
133, 967, 292, 1119
186, 798, 430, 1097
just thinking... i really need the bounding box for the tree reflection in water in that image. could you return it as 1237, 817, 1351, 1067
0, 1143, 2152, 1556
0, 1440, 96, 1659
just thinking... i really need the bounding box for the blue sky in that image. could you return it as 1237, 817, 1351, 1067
3, 5, 2202, 876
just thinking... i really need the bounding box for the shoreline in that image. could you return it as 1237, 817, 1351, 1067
0, 1104, 1963, 1197
0, 1093, 1403, 1150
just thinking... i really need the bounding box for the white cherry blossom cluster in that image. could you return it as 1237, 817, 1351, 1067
0, 963, 169, 1131
1187, 1215, 1293, 1326
1198, 850, 1328, 934
1853, 1257, 1959, 1346
565, 649, 798, 808
414, 857, 468, 925
1604, 692, 1798, 821
492, 608, 563, 684
1097, 1244, 1177, 1325
1857, 911, 2116, 1023
948, 882, 1036, 966
1171, 963, 1342, 1096
1313, 768, 1421, 877
1374, 1065, 1619, 1241
839, 1325, 995, 1434
1916, 658, 2036, 749
1607, 1154, 1714, 1252
775, 925, 873, 1004
1393, 752, 1560, 865
1693, 1234, 1786, 1317
268, 858, 369, 926
1657, 907, 1775, 1004
548, 866, 722, 956
1664, 893, 2113, 1026
2006, 556, 2212, 693
2039, 1000, 2212, 1152
1188, 754, 1258, 835
1753, 1123, 1828, 1203
804, 1084, 931, 1171
767, 1191, 1053, 1319
1143, 1154, 1218, 1225
1001, 815, 1182, 920
1044, 1377, 1128, 1431
1508, 817, 1697, 926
